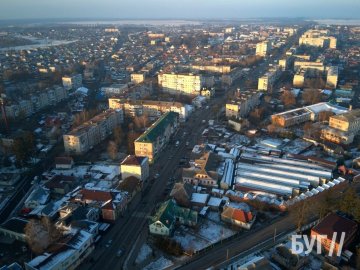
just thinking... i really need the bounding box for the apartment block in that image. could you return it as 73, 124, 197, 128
64, 109, 123, 155
158, 73, 205, 95
62, 74, 83, 90
131, 73, 146, 84
134, 112, 179, 163
108, 98, 191, 122
226, 90, 261, 119
258, 66, 281, 91
101, 84, 128, 96
299, 30, 337, 49
326, 66, 339, 89
256, 41, 272, 57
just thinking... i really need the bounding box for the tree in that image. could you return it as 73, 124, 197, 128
302, 89, 322, 105
107, 140, 118, 160
113, 126, 123, 146
12, 131, 35, 166
339, 188, 360, 222
25, 217, 62, 254
280, 91, 296, 107
267, 124, 278, 134
290, 200, 311, 231
318, 111, 334, 122
133, 114, 149, 131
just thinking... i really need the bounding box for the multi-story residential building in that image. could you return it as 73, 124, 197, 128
101, 84, 128, 96
326, 66, 339, 89
293, 69, 306, 88
299, 30, 337, 49
321, 109, 360, 145
189, 65, 231, 74
63, 109, 123, 155
256, 41, 272, 57
131, 73, 146, 84
108, 98, 191, 122
294, 61, 325, 72
120, 155, 149, 182
226, 90, 261, 119
258, 66, 281, 91
134, 112, 179, 163
62, 74, 83, 90
25, 229, 94, 270
158, 73, 205, 95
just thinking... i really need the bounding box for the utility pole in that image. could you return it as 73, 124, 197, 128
273, 227, 277, 243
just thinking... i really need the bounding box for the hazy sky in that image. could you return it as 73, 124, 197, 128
0, 0, 359, 20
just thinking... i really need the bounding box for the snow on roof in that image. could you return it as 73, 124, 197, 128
191, 193, 209, 204
207, 197, 223, 207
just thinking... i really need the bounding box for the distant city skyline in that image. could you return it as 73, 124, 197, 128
0, 0, 360, 20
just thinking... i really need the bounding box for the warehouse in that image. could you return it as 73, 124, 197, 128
220, 159, 235, 190
235, 177, 295, 196
236, 163, 320, 186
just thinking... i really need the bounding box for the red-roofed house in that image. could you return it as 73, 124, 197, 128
311, 213, 358, 256
71, 189, 128, 222
55, 157, 74, 169
120, 155, 149, 182
221, 206, 255, 229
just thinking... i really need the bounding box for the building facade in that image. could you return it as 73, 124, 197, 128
134, 112, 179, 163
158, 73, 204, 95
63, 109, 123, 155
120, 155, 149, 182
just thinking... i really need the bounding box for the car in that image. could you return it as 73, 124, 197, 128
116, 248, 124, 257
105, 239, 112, 248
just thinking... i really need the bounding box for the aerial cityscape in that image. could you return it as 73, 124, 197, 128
0, 1, 360, 270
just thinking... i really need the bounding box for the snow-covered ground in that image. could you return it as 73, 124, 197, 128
172, 217, 237, 252
143, 256, 173, 270
135, 243, 152, 264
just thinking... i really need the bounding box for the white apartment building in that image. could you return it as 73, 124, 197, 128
158, 73, 204, 95
63, 109, 123, 155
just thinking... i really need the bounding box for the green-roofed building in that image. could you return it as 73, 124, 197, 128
135, 111, 179, 163
149, 199, 198, 236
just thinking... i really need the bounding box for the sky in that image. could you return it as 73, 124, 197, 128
0, 0, 359, 20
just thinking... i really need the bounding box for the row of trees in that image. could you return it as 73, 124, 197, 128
290, 188, 360, 231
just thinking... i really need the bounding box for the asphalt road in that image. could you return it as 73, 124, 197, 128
78, 100, 221, 270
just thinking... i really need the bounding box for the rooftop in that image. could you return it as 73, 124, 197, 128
135, 111, 178, 143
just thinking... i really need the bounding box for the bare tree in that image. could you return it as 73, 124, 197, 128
113, 126, 123, 146
280, 91, 296, 107
302, 89, 322, 105
290, 200, 311, 231
318, 111, 334, 122
25, 218, 62, 254
107, 140, 118, 160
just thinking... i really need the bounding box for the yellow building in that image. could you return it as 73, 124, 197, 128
256, 41, 272, 57
120, 155, 149, 182
326, 66, 339, 89
131, 73, 146, 84
258, 67, 281, 91
226, 90, 261, 119
329, 109, 360, 133
134, 112, 179, 163
293, 70, 306, 88
158, 73, 204, 95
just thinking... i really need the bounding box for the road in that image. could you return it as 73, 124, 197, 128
79, 100, 221, 270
